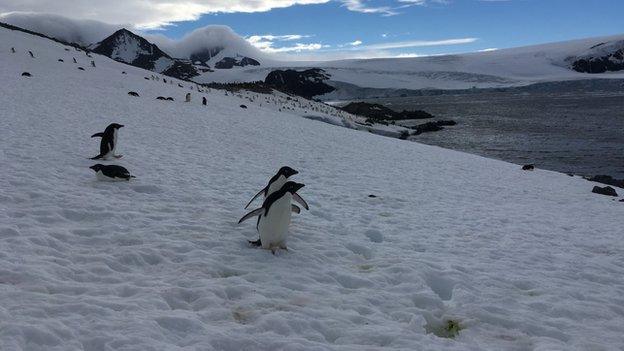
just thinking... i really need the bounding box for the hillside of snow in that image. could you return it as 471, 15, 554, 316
1, 25, 624, 351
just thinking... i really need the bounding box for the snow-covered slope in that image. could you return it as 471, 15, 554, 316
2, 25, 624, 351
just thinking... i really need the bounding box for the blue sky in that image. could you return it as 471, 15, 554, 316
148, 0, 624, 59
1, 0, 623, 60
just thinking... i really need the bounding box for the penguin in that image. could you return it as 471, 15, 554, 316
202, 97, 207, 105
244, 166, 309, 211
238, 182, 305, 254
90, 123, 124, 160
185, 93, 191, 102
89, 164, 135, 181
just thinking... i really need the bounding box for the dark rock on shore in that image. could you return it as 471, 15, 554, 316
592, 186, 618, 197
410, 120, 457, 135
586, 175, 624, 189
265, 69, 335, 99
522, 164, 535, 171
340, 102, 434, 121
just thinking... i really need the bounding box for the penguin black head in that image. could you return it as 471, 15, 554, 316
283, 181, 305, 194
109, 123, 124, 129
89, 164, 105, 172
278, 166, 298, 178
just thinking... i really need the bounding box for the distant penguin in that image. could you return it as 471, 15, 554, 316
90, 60, 96, 67
239, 182, 305, 253
90, 123, 124, 160
89, 164, 135, 181
202, 97, 207, 105
185, 93, 191, 102
73, 57, 77, 63
11, 47, 15, 53
163, 78, 167, 84
28, 51, 34, 58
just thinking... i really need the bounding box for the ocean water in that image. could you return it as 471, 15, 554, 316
365, 85, 624, 178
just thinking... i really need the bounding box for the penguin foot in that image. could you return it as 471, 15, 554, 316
248, 239, 262, 247
114, 155, 123, 159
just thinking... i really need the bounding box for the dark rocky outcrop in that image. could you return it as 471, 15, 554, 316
586, 175, 624, 189
592, 186, 618, 197
570, 40, 624, 73
162, 61, 198, 81
410, 120, 457, 135
265, 69, 335, 99
522, 164, 535, 171
340, 102, 434, 121
214, 56, 260, 69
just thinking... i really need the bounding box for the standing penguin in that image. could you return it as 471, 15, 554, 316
11, 47, 15, 53
202, 97, 207, 106
185, 93, 191, 102
89, 164, 135, 181
239, 182, 305, 254
28, 51, 34, 58
244, 166, 309, 210
90, 123, 124, 160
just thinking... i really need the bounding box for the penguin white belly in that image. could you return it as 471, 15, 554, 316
258, 194, 293, 249
266, 175, 287, 198
95, 171, 124, 182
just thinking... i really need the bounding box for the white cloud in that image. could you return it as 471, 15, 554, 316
0, 1, 332, 29
349, 40, 363, 46
478, 47, 498, 52
246, 33, 324, 53
0, 0, 446, 29
351, 37, 478, 50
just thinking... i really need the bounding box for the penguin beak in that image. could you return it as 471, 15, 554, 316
293, 183, 305, 192
89, 165, 97, 171
119, 124, 125, 128
291, 169, 299, 176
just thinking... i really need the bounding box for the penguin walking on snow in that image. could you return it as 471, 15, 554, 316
245, 166, 308, 210
90, 164, 135, 181
239, 182, 305, 254
91, 123, 124, 160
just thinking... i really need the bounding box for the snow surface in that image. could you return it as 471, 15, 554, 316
2, 26, 624, 351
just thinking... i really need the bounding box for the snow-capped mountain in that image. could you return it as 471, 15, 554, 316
0, 13, 264, 75
91, 28, 198, 80
2, 22, 624, 351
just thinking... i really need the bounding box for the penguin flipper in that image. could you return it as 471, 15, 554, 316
91, 132, 104, 138
238, 208, 264, 224
244, 187, 266, 209
291, 204, 301, 214
293, 193, 309, 210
